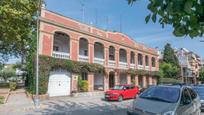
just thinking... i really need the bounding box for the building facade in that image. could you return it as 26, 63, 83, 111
176, 48, 201, 84
39, 8, 159, 97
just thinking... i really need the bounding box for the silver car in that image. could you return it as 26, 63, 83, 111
127, 85, 201, 115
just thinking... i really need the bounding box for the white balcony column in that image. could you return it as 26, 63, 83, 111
52, 51, 70, 59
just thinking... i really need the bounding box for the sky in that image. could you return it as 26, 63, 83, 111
6, 0, 204, 64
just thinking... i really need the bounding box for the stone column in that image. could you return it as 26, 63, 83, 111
70, 39, 79, 61
115, 49, 119, 68
104, 72, 109, 91
149, 76, 153, 85
89, 43, 94, 63
135, 75, 139, 86
115, 71, 120, 85
88, 73, 94, 92
127, 74, 131, 84
127, 50, 130, 68
142, 76, 147, 88
104, 46, 109, 66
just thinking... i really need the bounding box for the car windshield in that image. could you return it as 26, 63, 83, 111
140, 86, 180, 103
111, 85, 124, 90
193, 87, 204, 96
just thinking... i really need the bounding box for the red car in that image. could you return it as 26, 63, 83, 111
105, 84, 139, 101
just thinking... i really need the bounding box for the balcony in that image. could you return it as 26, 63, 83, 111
137, 65, 143, 70
119, 62, 128, 69
130, 64, 135, 69
52, 51, 70, 59
145, 66, 150, 71
108, 60, 116, 68
94, 58, 104, 65
152, 67, 156, 71
79, 55, 89, 62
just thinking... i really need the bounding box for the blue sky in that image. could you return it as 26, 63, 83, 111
6, 0, 204, 64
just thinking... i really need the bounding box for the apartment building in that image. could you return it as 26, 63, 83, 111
38, 7, 159, 97
176, 48, 201, 84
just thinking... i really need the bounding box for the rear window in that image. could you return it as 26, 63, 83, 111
140, 86, 180, 103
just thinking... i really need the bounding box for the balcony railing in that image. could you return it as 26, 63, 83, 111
137, 65, 143, 70
145, 66, 150, 71
79, 55, 89, 62
108, 60, 116, 68
119, 62, 128, 69
52, 51, 70, 59
152, 67, 156, 71
130, 63, 135, 69
94, 58, 104, 65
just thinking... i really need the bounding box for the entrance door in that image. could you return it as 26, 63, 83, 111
109, 72, 115, 89
48, 70, 71, 97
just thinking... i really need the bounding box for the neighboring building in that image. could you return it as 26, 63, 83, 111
201, 60, 204, 68
176, 48, 201, 84
38, 7, 159, 97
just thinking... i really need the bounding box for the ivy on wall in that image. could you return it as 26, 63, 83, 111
28, 55, 105, 94
127, 69, 160, 77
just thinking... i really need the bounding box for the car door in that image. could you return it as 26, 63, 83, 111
123, 86, 131, 99
188, 88, 201, 115
176, 88, 194, 115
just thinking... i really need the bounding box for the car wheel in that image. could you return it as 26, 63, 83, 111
118, 95, 123, 102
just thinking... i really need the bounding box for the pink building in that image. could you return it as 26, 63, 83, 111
39, 8, 159, 97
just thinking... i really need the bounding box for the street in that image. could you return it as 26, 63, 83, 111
1, 90, 204, 115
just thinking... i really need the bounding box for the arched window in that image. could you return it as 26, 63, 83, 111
145, 55, 149, 66
53, 32, 70, 53
94, 42, 104, 59
130, 51, 135, 64
119, 49, 127, 62
138, 53, 143, 65
152, 57, 156, 67
109, 46, 115, 60
79, 38, 88, 56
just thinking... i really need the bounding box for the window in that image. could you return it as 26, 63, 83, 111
81, 72, 88, 80
84, 50, 88, 56
53, 46, 59, 51
188, 88, 197, 100
181, 88, 192, 105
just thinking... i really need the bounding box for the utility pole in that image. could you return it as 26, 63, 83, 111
80, 2, 85, 23
35, 0, 42, 108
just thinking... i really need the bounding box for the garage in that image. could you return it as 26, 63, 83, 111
48, 70, 71, 97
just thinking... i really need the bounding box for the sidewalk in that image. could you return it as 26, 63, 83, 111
0, 88, 34, 115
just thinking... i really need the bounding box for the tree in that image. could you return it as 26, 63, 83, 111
163, 43, 179, 67
199, 67, 204, 82
0, 70, 16, 82
0, 0, 39, 61
128, 0, 204, 38
159, 62, 179, 78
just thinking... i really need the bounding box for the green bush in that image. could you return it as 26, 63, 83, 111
159, 78, 182, 84
0, 96, 5, 104
78, 76, 88, 92
9, 82, 17, 91
81, 80, 88, 92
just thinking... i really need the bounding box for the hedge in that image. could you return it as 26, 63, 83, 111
127, 69, 160, 77
27, 55, 105, 94
159, 78, 182, 84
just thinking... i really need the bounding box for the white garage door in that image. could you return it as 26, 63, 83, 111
48, 71, 71, 97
